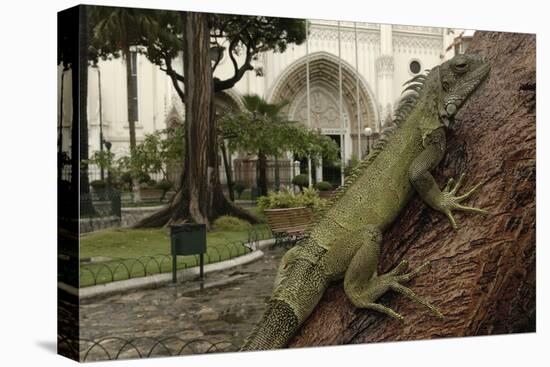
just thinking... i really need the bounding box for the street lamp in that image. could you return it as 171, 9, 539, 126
364, 127, 373, 156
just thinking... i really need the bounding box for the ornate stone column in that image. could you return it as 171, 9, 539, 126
376, 24, 394, 129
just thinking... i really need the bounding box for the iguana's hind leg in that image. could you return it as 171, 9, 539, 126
343, 231, 444, 322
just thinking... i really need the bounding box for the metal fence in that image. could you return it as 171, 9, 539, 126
58, 335, 239, 361
231, 159, 298, 190
79, 227, 273, 287
80, 190, 122, 219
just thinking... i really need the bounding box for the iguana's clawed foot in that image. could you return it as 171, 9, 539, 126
439, 173, 489, 229
364, 260, 444, 322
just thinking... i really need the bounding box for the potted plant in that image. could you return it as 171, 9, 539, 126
315, 181, 334, 199
90, 179, 108, 200
292, 174, 309, 192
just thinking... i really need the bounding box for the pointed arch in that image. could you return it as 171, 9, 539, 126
267, 51, 379, 131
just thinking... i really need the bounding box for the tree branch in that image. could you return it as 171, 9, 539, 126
214, 39, 254, 92
163, 57, 185, 101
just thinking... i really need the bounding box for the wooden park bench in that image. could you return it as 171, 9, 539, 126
264, 207, 313, 246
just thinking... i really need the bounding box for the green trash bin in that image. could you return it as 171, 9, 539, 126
170, 223, 206, 282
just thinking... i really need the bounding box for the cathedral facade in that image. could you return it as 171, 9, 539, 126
58, 20, 461, 185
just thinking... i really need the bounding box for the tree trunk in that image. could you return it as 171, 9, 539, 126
220, 139, 235, 201
257, 150, 268, 196
289, 31, 536, 348
78, 6, 95, 215
134, 12, 258, 228
125, 47, 141, 203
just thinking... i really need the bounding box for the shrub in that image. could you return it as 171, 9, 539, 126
315, 181, 333, 191
233, 182, 246, 199
257, 187, 300, 210
300, 187, 328, 212
120, 172, 133, 190
292, 174, 309, 190
138, 173, 151, 184
212, 215, 252, 231
257, 187, 327, 213
90, 180, 107, 190
156, 180, 172, 192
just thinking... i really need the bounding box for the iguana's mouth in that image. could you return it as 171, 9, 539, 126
463, 62, 491, 87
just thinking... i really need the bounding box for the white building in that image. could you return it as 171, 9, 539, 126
58, 20, 461, 186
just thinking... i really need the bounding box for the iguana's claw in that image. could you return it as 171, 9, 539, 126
388, 260, 445, 321
439, 173, 488, 230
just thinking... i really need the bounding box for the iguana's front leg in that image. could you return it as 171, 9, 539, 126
409, 127, 488, 229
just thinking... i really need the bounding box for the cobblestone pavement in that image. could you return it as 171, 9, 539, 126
78, 247, 285, 361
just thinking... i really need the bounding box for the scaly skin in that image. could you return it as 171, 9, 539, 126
241, 54, 491, 351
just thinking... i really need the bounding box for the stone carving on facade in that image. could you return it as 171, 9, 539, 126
376, 55, 395, 75
393, 25, 443, 34
309, 26, 380, 44
290, 87, 344, 130
393, 34, 444, 54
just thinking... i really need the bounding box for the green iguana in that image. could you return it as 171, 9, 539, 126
241, 54, 491, 351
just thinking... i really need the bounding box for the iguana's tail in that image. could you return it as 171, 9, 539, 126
240, 299, 300, 351
240, 253, 328, 351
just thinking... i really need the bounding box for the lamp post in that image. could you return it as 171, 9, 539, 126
364, 127, 373, 156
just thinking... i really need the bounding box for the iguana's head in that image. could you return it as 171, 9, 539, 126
436, 54, 491, 123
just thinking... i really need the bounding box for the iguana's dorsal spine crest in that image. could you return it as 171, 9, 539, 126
310, 70, 430, 225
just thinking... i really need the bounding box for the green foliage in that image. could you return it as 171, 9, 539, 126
315, 181, 333, 191
87, 150, 115, 173
131, 124, 185, 182
220, 95, 339, 163
89, 7, 306, 93
97, 124, 184, 191
292, 174, 310, 189
156, 179, 173, 192
344, 154, 361, 177
90, 180, 107, 190
233, 182, 246, 199
212, 215, 252, 231
257, 187, 327, 212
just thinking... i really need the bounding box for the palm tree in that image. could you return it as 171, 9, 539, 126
241, 94, 288, 195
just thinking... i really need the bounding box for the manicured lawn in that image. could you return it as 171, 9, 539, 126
79, 223, 270, 287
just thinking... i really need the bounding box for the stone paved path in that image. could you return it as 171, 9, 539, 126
79, 247, 285, 361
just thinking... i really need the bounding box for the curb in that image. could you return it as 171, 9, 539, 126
60, 238, 276, 299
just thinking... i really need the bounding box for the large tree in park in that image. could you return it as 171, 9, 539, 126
221, 94, 339, 196
120, 10, 308, 227
57, 6, 96, 214
90, 8, 162, 202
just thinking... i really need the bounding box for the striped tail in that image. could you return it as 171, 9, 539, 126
240, 249, 329, 351
240, 299, 300, 351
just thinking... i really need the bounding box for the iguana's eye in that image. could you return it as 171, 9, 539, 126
453, 62, 469, 74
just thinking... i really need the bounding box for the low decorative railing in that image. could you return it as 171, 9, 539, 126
79, 228, 273, 287
57, 335, 240, 361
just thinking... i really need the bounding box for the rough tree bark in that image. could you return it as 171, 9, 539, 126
78, 5, 95, 215
289, 31, 536, 348
134, 12, 257, 228
257, 150, 268, 196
